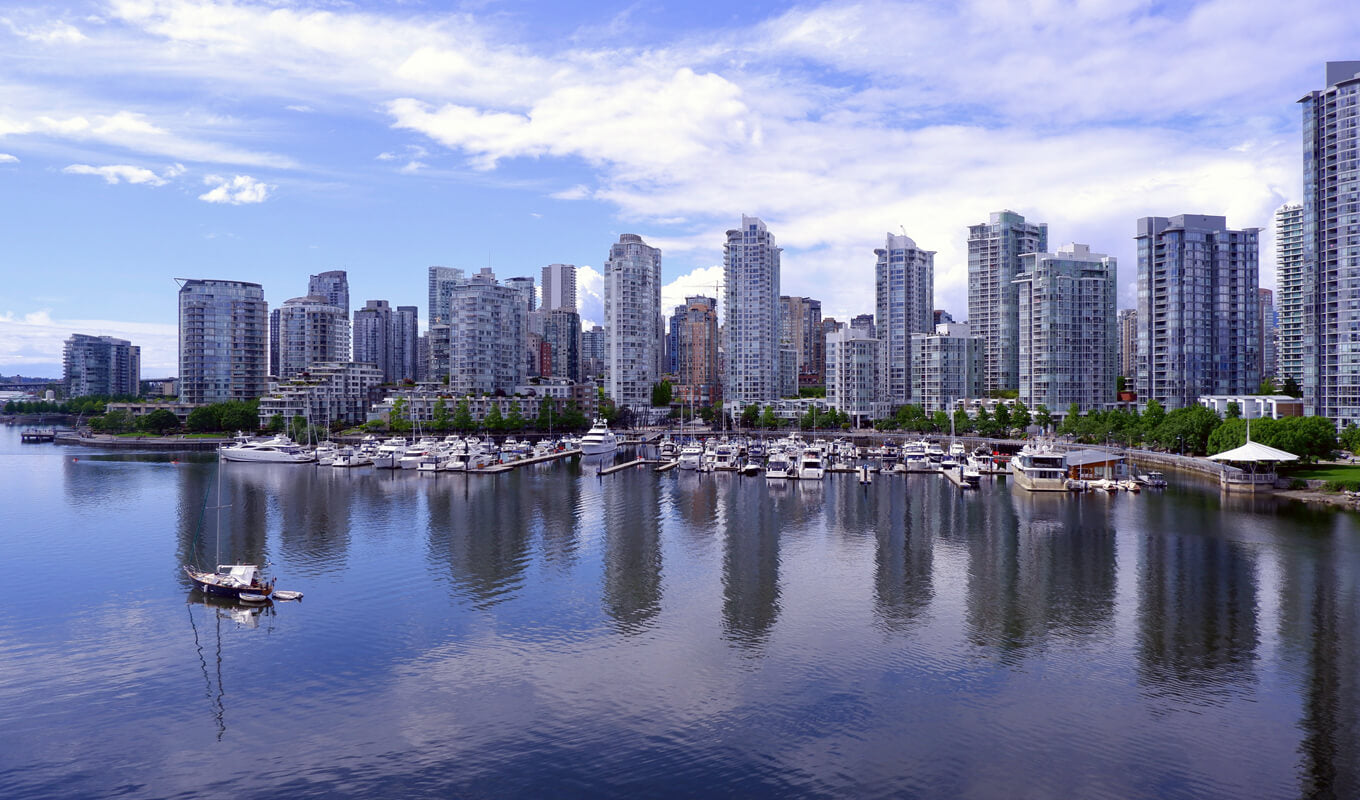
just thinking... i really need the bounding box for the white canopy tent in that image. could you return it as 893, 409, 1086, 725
1207, 441, 1299, 465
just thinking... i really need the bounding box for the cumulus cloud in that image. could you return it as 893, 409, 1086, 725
198, 174, 273, 204
62, 163, 168, 186
576, 266, 604, 329
0, 153, 17, 163
2, 18, 85, 44
551, 184, 590, 201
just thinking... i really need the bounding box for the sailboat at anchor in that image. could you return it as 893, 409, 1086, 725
182, 464, 287, 602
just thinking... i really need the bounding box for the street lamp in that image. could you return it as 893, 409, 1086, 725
1177, 435, 1184, 456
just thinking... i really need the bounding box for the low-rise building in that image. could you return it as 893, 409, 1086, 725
257, 362, 385, 428
1198, 395, 1305, 420
911, 323, 983, 414
825, 327, 885, 424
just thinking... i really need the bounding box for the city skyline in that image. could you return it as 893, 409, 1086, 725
2, 1, 1356, 376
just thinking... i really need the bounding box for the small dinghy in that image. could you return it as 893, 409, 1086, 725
272, 590, 304, 601
238, 592, 270, 604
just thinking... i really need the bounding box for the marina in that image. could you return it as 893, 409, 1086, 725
5, 423, 1360, 799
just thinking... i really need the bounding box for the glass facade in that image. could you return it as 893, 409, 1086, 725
178, 279, 267, 404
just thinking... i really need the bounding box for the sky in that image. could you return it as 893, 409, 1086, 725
0, 0, 1354, 378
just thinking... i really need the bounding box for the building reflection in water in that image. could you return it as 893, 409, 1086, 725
871, 480, 933, 631
1274, 512, 1360, 799
966, 490, 1116, 660
720, 476, 781, 649
1136, 497, 1258, 698
535, 464, 583, 570
602, 472, 663, 634
173, 460, 271, 571
426, 474, 532, 608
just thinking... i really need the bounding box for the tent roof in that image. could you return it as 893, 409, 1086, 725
1207, 440, 1299, 463
1065, 448, 1125, 466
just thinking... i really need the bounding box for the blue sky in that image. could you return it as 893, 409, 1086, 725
1, 0, 1354, 376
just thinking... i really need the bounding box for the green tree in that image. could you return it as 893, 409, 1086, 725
1282, 376, 1303, 398
1116, 375, 1127, 393
267, 413, 284, 433
759, 405, 778, 429
1011, 401, 1031, 431
1035, 404, 1052, 432
186, 405, 222, 432
1341, 424, 1360, 454
484, 403, 505, 432
138, 408, 181, 435
651, 380, 673, 407
388, 397, 411, 432
1258, 376, 1278, 395
218, 400, 260, 432
953, 407, 973, 436
1225, 401, 1241, 418
930, 410, 950, 433
1141, 399, 1166, 437
1057, 402, 1082, 436
741, 404, 760, 428
798, 386, 826, 398
431, 398, 450, 432
452, 398, 474, 432
535, 397, 557, 431
506, 400, 525, 432
994, 403, 1012, 432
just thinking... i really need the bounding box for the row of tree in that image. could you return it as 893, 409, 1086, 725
3, 395, 135, 416
737, 403, 855, 430
380, 397, 594, 434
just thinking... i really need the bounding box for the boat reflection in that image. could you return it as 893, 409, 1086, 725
186, 593, 274, 741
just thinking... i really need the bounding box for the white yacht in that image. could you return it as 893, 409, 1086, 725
219, 436, 315, 464
677, 443, 704, 470
580, 419, 618, 455
765, 449, 796, 479
372, 438, 406, 469
798, 448, 825, 480
1010, 445, 1070, 492
712, 443, 740, 471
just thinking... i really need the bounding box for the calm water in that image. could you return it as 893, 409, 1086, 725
2, 427, 1359, 799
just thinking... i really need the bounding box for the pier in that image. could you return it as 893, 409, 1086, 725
20, 429, 56, 443
471, 448, 581, 474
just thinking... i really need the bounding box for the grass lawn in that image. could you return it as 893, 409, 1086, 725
1282, 464, 1360, 482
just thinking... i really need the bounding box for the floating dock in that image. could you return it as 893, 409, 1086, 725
471, 449, 581, 474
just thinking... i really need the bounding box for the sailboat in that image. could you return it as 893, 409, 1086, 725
183, 463, 276, 600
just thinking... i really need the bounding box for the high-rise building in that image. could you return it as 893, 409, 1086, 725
307, 270, 349, 313
825, 327, 881, 424
427, 324, 450, 382
968, 210, 1048, 394
446, 268, 526, 396
723, 215, 782, 412
177, 279, 268, 404
1300, 62, 1360, 422
504, 276, 537, 313
542, 263, 577, 311
1259, 288, 1277, 383
1137, 215, 1260, 409
1274, 203, 1305, 386
63, 334, 140, 398
1016, 244, 1117, 412
542, 309, 582, 382
427, 266, 465, 327
933, 309, 955, 327
352, 300, 419, 384
875, 232, 935, 406
910, 323, 982, 414
779, 296, 824, 385
604, 233, 663, 410
271, 296, 349, 380
581, 325, 606, 382
850, 313, 876, 339
1118, 309, 1138, 389
675, 296, 720, 407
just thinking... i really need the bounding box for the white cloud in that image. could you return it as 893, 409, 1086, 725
661, 265, 723, 316
62, 163, 168, 186
398, 160, 425, 174
0, 310, 177, 375
2, 18, 86, 44
576, 265, 604, 329
551, 184, 590, 201
198, 174, 273, 204
0, 153, 16, 163
285, 104, 312, 113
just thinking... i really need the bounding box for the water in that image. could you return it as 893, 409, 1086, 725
2, 426, 1358, 799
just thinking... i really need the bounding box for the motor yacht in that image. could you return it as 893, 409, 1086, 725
677, 443, 704, 470
798, 448, 825, 480
219, 436, 315, 464
580, 419, 618, 455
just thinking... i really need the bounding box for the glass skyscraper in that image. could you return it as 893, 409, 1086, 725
178, 278, 268, 404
